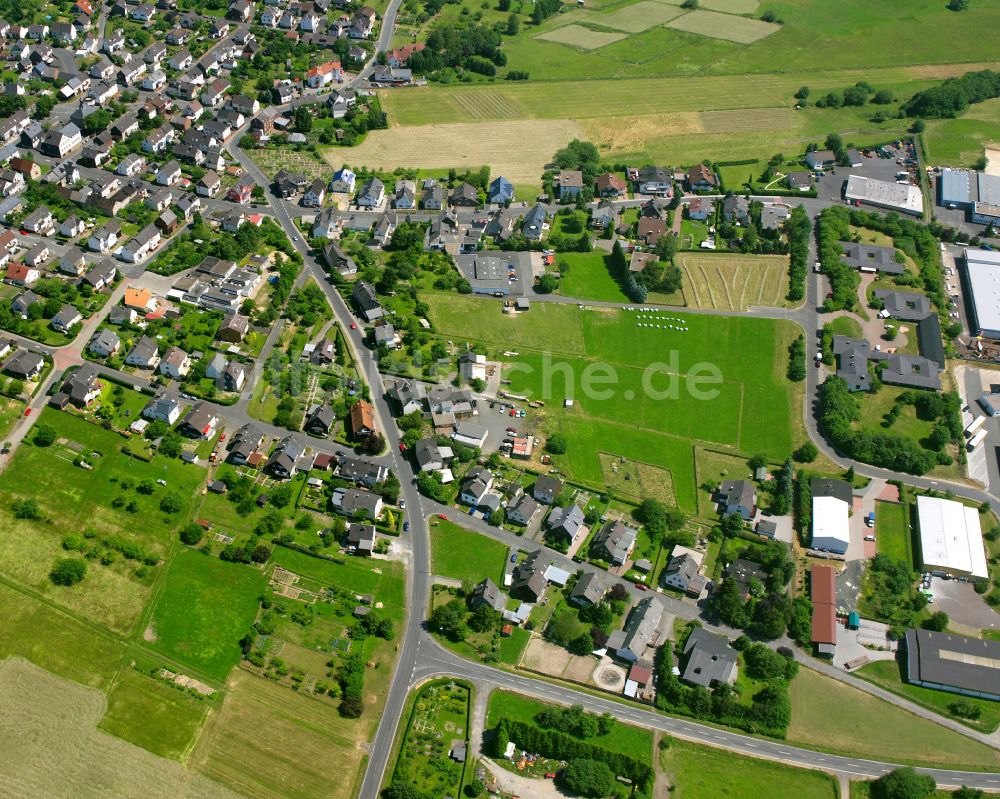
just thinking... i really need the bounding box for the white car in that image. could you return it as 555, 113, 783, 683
399, 500, 406, 509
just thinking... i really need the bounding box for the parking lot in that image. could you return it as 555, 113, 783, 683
814, 147, 919, 207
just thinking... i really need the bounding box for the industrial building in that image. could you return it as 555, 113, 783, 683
845, 175, 923, 216
938, 168, 1000, 226
962, 248, 1000, 339
810, 564, 838, 658
810, 478, 852, 554
456, 251, 531, 296
916, 495, 988, 580
905, 628, 1000, 701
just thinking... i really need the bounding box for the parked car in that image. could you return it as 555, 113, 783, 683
403, 521, 410, 532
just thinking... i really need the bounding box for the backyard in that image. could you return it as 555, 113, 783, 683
875, 500, 912, 567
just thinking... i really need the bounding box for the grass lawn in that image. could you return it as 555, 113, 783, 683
826, 315, 863, 339
498, 626, 531, 665
0, 394, 24, 439
557, 251, 630, 303
660, 736, 838, 799
98, 668, 210, 760
855, 659, 1000, 734
875, 501, 912, 567
487, 690, 653, 764
0, 582, 126, 691
430, 519, 509, 585
146, 549, 266, 682
271, 545, 396, 601
925, 97, 1000, 167
788, 666, 1000, 769
857, 385, 935, 444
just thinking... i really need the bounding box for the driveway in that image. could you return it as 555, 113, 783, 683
930, 577, 1000, 633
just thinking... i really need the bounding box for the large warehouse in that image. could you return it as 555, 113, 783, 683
916, 495, 989, 579
845, 175, 923, 216
961, 248, 1000, 339
905, 628, 1000, 701
938, 168, 1000, 226
810, 478, 852, 554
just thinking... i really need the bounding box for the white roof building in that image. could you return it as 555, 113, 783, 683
963, 248, 1000, 340
811, 495, 850, 554
845, 175, 923, 216
916, 496, 988, 579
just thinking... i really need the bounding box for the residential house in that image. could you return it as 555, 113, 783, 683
125, 336, 160, 369
346, 522, 376, 555
352, 280, 383, 322
88, 220, 121, 253
303, 178, 326, 207
350, 398, 376, 437
5, 264, 40, 287
686, 163, 717, 192
595, 172, 627, 197
355, 177, 384, 208
330, 167, 356, 194
507, 493, 539, 526
469, 577, 506, 612
555, 170, 583, 200
3, 349, 44, 379
487, 176, 514, 205
158, 346, 191, 379
569, 572, 607, 607
607, 596, 666, 663
591, 520, 637, 566
722, 195, 750, 225
51, 304, 82, 333
545, 503, 585, 544
662, 549, 707, 597
636, 166, 672, 196
304, 403, 335, 436
88, 328, 120, 358
178, 402, 218, 439
119, 225, 161, 263
716, 479, 756, 520
533, 475, 563, 505
330, 486, 383, 520
681, 628, 738, 687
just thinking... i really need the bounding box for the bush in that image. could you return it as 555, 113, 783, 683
33, 423, 56, 447
793, 442, 818, 462
870, 767, 935, 799
159, 492, 183, 514
546, 433, 567, 454
557, 759, 616, 798
948, 699, 981, 720
50, 558, 86, 586
12, 498, 42, 520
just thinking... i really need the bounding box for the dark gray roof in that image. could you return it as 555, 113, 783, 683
718, 479, 755, 510
570, 571, 606, 605
682, 627, 738, 688
839, 241, 904, 275
810, 477, 853, 505
592, 520, 637, 563
906, 628, 1000, 699
471, 577, 505, 612
880, 353, 941, 390
874, 289, 931, 321
832, 335, 874, 391
917, 314, 945, 370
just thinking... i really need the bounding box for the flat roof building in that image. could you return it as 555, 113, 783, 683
810, 478, 852, 554
810, 564, 838, 658
962, 248, 1000, 339
916, 495, 988, 580
905, 628, 1000, 701
845, 175, 923, 216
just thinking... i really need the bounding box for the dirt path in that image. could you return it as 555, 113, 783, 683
469, 683, 491, 758
481, 757, 568, 799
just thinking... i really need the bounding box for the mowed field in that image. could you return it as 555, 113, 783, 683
924, 97, 1000, 167
0, 658, 239, 799
424, 294, 797, 512
430, 519, 509, 584
659, 737, 838, 799
192, 669, 367, 799
325, 119, 582, 184
676, 252, 790, 311
788, 666, 1000, 769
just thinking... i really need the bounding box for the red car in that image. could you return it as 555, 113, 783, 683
436, 513, 448, 520
23, 408, 31, 417
350, 322, 357, 330
634, 581, 648, 591
398, 442, 407, 452
509, 409, 516, 417
219, 432, 226, 441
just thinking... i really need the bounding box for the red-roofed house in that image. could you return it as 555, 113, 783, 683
0, 230, 17, 254
386, 42, 424, 68
810, 564, 838, 659
305, 61, 343, 88
6, 263, 39, 286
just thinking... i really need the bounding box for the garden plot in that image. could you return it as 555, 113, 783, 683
394, 681, 470, 798
593, 1, 685, 33
666, 9, 780, 43
598, 453, 676, 505
536, 24, 627, 50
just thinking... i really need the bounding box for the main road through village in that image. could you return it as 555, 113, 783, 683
5, 14, 1000, 794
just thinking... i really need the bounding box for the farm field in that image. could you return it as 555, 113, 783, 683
666, 9, 780, 43
0, 409, 206, 634
676, 252, 790, 311
325, 119, 582, 184
855, 660, 1000, 734
193, 669, 365, 799
924, 97, 1000, 167
98, 668, 210, 760
874, 500, 912, 566
659, 736, 838, 799
430, 519, 510, 585
487, 689, 654, 763
145, 549, 266, 683
0, 658, 238, 799
788, 666, 1000, 769
535, 24, 627, 50
425, 294, 797, 513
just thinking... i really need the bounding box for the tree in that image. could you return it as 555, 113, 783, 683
948, 0, 969, 9
339, 693, 363, 719
293, 106, 313, 133
159, 493, 183, 514
50, 558, 86, 586
505, 12, 519, 34
794, 86, 810, 100
381, 783, 432, 799
468, 603, 500, 633
12, 498, 42, 520
556, 759, 615, 798
871, 767, 936, 799
793, 442, 818, 462
911, 119, 926, 133
953, 787, 985, 799
33, 423, 56, 447
180, 523, 204, 546
568, 631, 594, 655
536, 272, 559, 293
546, 433, 567, 454
430, 598, 468, 641
923, 610, 949, 631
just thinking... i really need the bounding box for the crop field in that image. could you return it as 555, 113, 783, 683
99, 668, 210, 760
326, 119, 581, 184
788, 666, 1000, 769
430, 519, 509, 584
660, 737, 838, 799
593, 1, 686, 33
193, 670, 365, 799
536, 24, 627, 50
448, 90, 528, 121
666, 9, 780, 43
146, 549, 266, 683
0, 658, 238, 799
425, 296, 796, 513
676, 253, 790, 311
